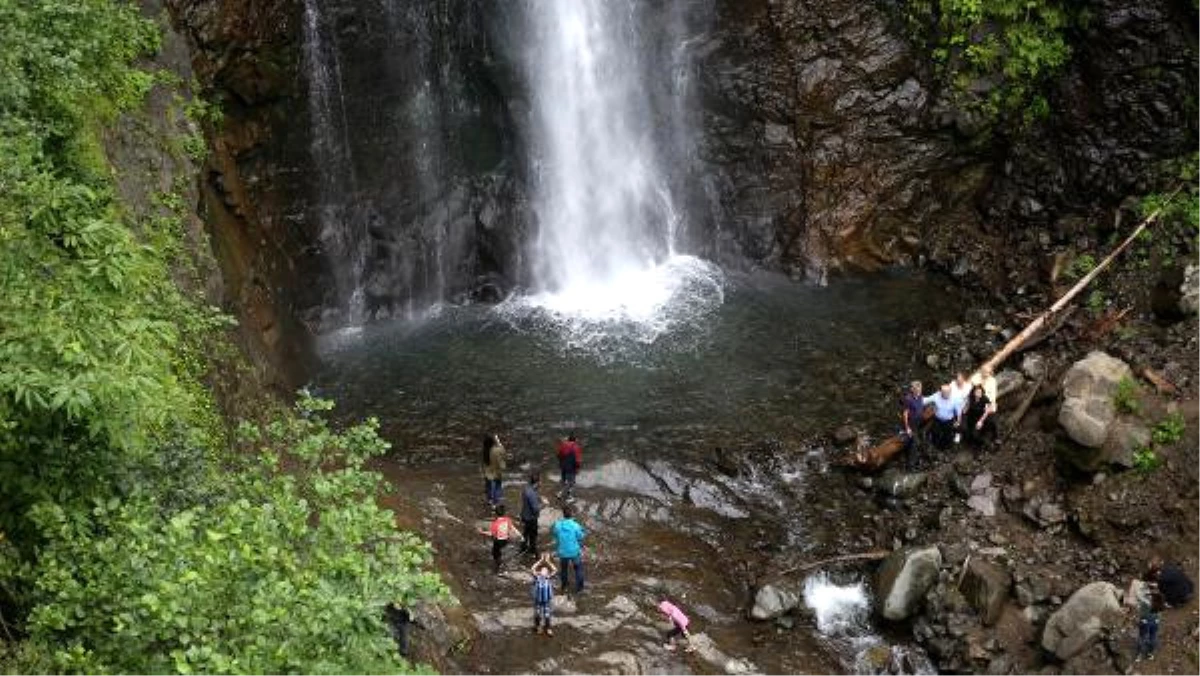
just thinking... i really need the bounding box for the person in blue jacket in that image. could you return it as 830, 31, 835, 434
550, 504, 586, 595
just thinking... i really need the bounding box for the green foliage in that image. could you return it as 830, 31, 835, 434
1113, 376, 1140, 415
1063, 253, 1096, 280
0, 4, 450, 674
1152, 412, 1185, 446
1085, 289, 1106, 315
1132, 446, 1162, 475
899, 0, 1075, 129
1137, 151, 1200, 249
19, 395, 448, 674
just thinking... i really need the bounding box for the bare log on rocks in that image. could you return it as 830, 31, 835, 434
779, 550, 891, 577
1141, 367, 1179, 396
979, 193, 1177, 377
836, 436, 906, 472
1001, 374, 1047, 442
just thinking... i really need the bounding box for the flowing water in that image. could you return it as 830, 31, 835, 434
524, 0, 688, 297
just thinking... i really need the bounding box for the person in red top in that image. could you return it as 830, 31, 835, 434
556, 434, 582, 499
479, 503, 519, 574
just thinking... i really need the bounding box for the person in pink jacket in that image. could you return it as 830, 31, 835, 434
657, 599, 694, 652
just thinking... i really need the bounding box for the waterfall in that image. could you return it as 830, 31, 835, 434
301, 0, 367, 325
511, 0, 723, 338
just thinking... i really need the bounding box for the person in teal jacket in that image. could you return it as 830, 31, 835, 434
550, 504, 586, 594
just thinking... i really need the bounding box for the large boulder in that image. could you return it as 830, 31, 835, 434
961, 558, 1012, 626
1058, 352, 1132, 453
877, 546, 942, 621
750, 582, 802, 620
1041, 582, 1123, 661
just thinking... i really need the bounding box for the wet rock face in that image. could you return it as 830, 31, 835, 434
985, 0, 1199, 227
168, 0, 1196, 351
695, 0, 984, 278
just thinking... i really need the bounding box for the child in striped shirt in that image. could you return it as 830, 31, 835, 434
531, 554, 557, 636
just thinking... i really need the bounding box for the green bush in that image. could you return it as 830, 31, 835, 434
0, 3, 450, 673
1152, 412, 1186, 446
18, 395, 449, 674
1132, 446, 1162, 475
1113, 376, 1140, 415
899, 0, 1075, 129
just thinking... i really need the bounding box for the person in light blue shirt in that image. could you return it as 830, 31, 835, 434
923, 384, 962, 451
550, 504, 586, 594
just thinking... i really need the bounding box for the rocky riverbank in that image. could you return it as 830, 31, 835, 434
794, 258, 1199, 673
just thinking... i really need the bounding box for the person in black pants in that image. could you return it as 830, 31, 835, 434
963, 384, 996, 449
519, 472, 545, 557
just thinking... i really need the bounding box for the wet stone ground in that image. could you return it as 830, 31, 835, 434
378, 447, 856, 674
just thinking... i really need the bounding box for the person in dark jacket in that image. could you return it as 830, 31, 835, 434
556, 434, 582, 499
519, 472, 546, 557
963, 384, 995, 449
1147, 558, 1195, 607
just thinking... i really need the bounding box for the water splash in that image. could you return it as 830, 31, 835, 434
495, 255, 724, 354
802, 573, 936, 675
518, 0, 720, 342
803, 572, 872, 636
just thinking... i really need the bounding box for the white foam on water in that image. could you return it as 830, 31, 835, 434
803, 572, 872, 636
495, 254, 725, 352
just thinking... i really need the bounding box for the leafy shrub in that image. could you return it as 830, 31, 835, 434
1152, 412, 1186, 446
21, 395, 449, 674
898, 0, 1076, 128
1063, 253, 1096, 280
1113, 376, 1140, 415
1132, 446, 1162, 475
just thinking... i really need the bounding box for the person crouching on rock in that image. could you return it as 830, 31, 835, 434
480, 503, 519, 574
658, 599, 695, 653
922, 384, 961, 451
1146, 557, 1195, 608
530, 553, 557, 636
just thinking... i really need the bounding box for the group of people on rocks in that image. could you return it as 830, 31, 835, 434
899, 365, 999, 469
476, 432, 694, 651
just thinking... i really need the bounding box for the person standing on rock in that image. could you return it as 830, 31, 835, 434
1134, 578, 1164, 661
949, 372, 972, 410
550, 504, 586, 595
900, 380, 926, 469
530, 553, 557, 636
657, 599, 695, 653
480, 503, 519, 574
482, 433, 507, 507
519, 472, 547, 557
963, 383, 995, 449
556, 434, 582, 499
922, 384, 961, 451
972, 365, 999, 414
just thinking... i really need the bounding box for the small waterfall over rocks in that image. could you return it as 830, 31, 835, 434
301, 0, 366, 324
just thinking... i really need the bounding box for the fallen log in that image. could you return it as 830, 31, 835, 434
778, 550, 891, 577
1141, 367, 1179, 397
979, 191, 1177, 377
1001, 374, 1046, 442
836, 435, 905, 472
